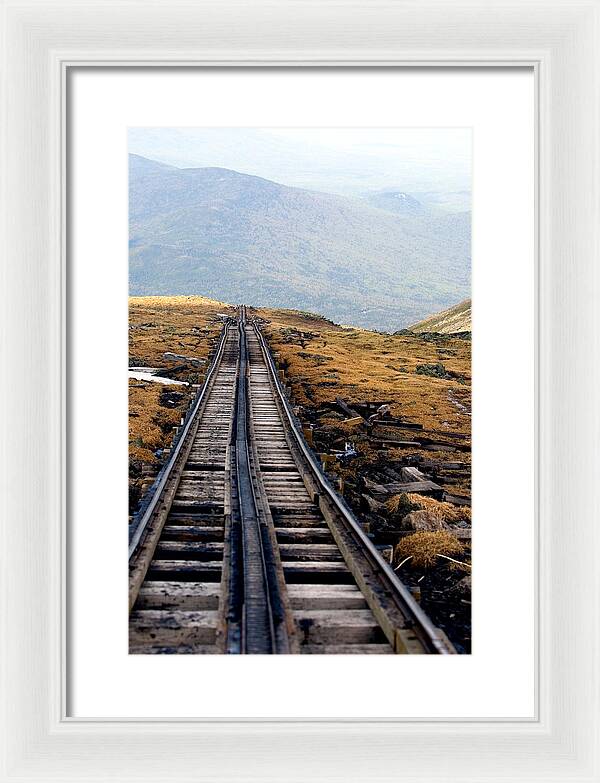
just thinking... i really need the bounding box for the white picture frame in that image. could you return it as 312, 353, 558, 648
1, 1, 599, 780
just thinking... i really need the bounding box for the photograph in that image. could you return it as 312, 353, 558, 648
9, 0, 597, 776
127, 127, 472, 655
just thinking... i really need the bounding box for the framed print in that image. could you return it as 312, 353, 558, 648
67, 67, 534, 719
1, 1, 599, 781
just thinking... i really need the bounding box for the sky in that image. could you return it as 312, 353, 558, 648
128, 127, 472, 211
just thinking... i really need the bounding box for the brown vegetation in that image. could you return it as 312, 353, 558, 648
388, 493, 472, 525
128, 296, 236, 514
129, 295, 235, 366
251, 304, 472, 651
258, 307, 470, 428
394, 531, 467, 570
252, 305, 471, 494
127, 296, 472, 651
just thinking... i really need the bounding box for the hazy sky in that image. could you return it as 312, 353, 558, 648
128, 127, 472, 208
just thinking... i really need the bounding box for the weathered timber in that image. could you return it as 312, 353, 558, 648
443, 492, 472, 507
371, 419, 424, 431
294, 609, 387, 645
399, 466, 429, 482
129, 609, 218, 647
371, 438, 423, 448
287, 584, 368, 610
419, 460, 467, 471
300, 643, 392, 654
136, 582, 221, 610
334, 397, 363, 419
430, 430, 470, 440
278, 543, 344, 562
381, 480, 444, 498
362, 476, 389, 494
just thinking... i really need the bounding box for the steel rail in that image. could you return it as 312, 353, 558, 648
252, 319, 456, 655
128, 321, 231, 560
231, 307, 290, 654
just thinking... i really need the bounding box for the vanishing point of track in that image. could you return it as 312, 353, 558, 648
128, 308, 455, 654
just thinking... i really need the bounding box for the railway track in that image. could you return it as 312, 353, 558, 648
129, 308, 455, 654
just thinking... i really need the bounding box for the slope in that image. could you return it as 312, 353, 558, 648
129, 155, 470, 331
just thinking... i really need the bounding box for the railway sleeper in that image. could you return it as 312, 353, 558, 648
182, 463, 227, 472
278, 544, 344, 562
147, 560, 223, 582
270, 504, 319, 515
294, 609, 388, 646
257, 463, 298, 472
283, 561, 356, 584
162, 525, 225, 542
271, 514, 327, 528
287, 584, 368, 611
129, 609, 218, 646
155, 541, 224, 560
167, 513, 225, 526
301, 644, 393, 654
129, 644, 218, 655
136, 581, 221, 611
275, 527, 334, 543
169, 500, 224, 514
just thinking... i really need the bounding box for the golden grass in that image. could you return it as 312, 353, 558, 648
254, 304, 471, 496
387, 493, 472, 524
129, 298, 470, 447
394, 531, 466, 570
128, 296, 236, 504
129, 380, 187, 465
129, 295, 236, 367
255, 306, 471, 437
127, 296, 471, 510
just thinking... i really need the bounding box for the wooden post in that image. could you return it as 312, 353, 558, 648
376, 544, 393, 564
278, 369, 285, 382
410, 586, 421, 603
302, 426, 313, 446
320, 453, 335, 471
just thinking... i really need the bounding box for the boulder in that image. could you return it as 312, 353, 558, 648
402, 509, 447, 532
451, 574, 472, 595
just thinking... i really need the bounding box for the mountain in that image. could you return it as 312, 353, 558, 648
409, 298, 471, 334
129, 155, 470, 331
128, 128, 472, 199
363, 190, 428, 215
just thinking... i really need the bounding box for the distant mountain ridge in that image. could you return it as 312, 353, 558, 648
129, 154, 471, 331
363, 190, 428, 215
409, 298, 471, 334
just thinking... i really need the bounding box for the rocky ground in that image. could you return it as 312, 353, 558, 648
128, 297, 472, 653
128, 296, 235, 513
254, 305, 472, 653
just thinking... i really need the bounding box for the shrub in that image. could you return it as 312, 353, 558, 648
394, 531, 465, 569
386, 492, 421, 516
